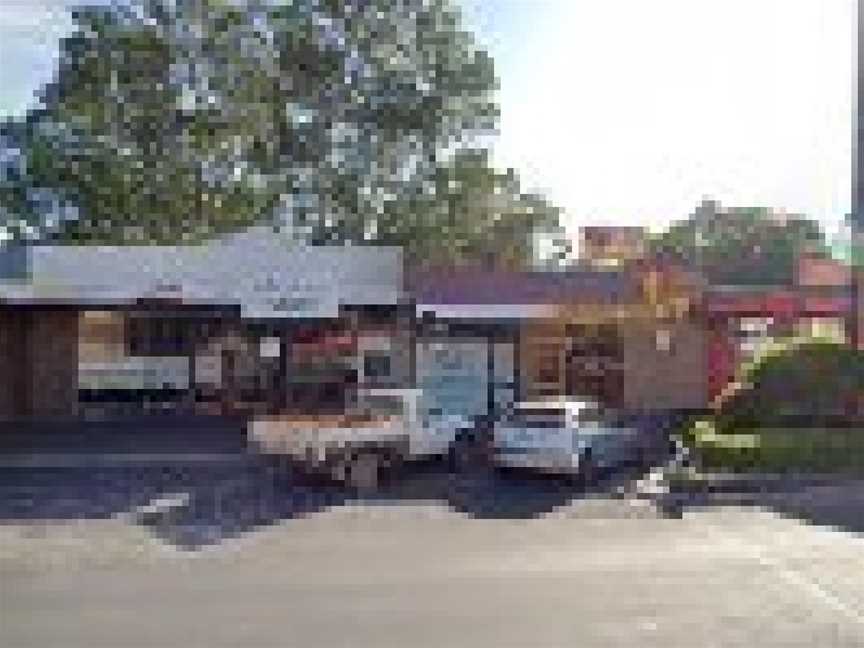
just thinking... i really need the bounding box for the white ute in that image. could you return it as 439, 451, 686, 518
249, 388, 469, 490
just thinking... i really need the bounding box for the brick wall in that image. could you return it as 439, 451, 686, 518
620, 318, 709, 412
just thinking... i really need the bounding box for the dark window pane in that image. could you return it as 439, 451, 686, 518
364, 353, 392, 380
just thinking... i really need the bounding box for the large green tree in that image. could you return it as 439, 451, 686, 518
1, 0, 556, 268
378, 148, 567, 269
651, 199, 828, 286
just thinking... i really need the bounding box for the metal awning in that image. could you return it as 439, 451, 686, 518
0, 231, 404, 318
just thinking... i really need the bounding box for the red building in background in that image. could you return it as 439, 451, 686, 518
705, 254, 854, 403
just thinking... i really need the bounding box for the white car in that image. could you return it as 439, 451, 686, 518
492, 399, 643, 478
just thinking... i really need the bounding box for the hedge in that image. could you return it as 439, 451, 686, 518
717, 342, 864, 431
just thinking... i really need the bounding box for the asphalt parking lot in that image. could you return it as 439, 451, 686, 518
1, 452, 863, 648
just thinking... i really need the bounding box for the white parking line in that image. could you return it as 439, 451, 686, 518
704, 520, 864, 630
651, 449, 864, 630
131, 493, 192, 518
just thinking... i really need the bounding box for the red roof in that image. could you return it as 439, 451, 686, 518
706, 289, 851, 317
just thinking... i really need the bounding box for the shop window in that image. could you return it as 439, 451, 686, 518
363, 352, 392, 381
127, 317, 191, 356
568, 325, 621, 360
259, 336, 282, 359
736, 317, 773, 338
797, 317, 847, 343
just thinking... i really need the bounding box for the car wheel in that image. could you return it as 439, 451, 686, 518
448, 426, 491, 472
446, 442, 464, 472
492, 464, 518, 481
257, 454, 293, 484
350, 451, 380, 492
378, 448, 405, 484
578, 449, 599, 485
628, 444, 649, 475
334, 450, 381, 493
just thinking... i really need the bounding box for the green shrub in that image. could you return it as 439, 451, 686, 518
718, 342, 864, 431
690, 426, 864, 474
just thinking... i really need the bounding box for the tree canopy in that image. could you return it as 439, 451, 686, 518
651, 199, 828, 286
378, 148, 567, 269
0, 0, 561, 268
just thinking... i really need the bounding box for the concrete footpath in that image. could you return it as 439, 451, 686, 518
647, 468, 864, 538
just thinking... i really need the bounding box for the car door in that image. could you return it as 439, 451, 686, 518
571, 406, 638, 466
498, 407, 573, 455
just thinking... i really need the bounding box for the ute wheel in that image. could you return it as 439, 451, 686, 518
343, 450, 381, 493
262, 455, 293, 483
381, 448, 404, 481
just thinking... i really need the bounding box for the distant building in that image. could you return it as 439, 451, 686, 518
578, 226, 647, 267
796, 253, 851, 289
411, 262, 709, 414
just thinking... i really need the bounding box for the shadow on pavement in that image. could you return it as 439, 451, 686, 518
0, 415, 682, 549
0, 456, 617, 550
0, 415, 249, 455
655, 474, 864, 536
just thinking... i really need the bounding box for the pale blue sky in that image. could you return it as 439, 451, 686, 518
0, 0, 855, 236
